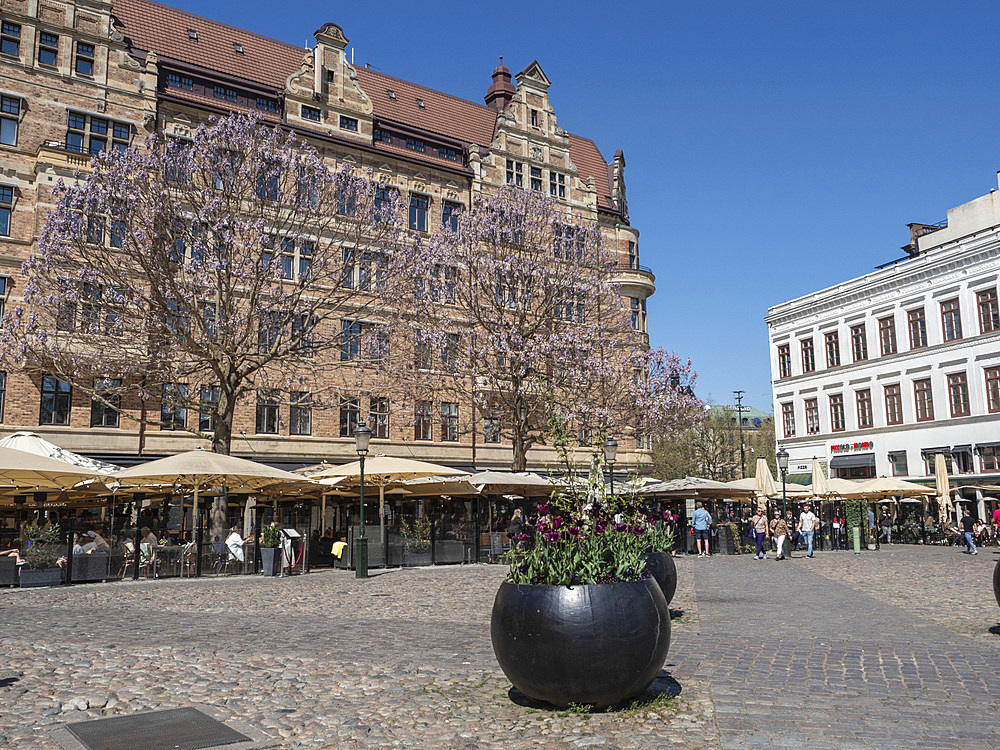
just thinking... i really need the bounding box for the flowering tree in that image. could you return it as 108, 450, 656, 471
408, 186, 703, 471
1, 112, 415, 455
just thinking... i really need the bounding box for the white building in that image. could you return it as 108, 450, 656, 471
765, 178, 1000, 507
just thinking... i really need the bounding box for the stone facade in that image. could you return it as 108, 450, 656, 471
0, 0, 656, 469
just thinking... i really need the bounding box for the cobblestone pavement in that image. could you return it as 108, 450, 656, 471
1, 548, 998, 749
0, 563, 716, 750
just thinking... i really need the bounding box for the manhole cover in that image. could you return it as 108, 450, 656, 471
65, 707, 252, 750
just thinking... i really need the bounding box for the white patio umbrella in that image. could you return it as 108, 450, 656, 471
934, 453, 952, 523
810, 458, 830, 498
0, 431, 119, 474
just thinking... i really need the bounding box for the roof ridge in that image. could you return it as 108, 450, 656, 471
359, 67, 498, 115
116, 0, 309, 56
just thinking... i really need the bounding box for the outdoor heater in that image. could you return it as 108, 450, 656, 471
353, 418, 372, 579
603, 436, 618, 499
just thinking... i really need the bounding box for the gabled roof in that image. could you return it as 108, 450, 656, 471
111, 0, 617, 211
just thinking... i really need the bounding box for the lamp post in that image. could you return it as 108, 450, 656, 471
603, 436, 618, 499
776, 446, 789, 558
353, 418, 372, 579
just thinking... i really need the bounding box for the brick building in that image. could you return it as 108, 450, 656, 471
0, 0, 656, 470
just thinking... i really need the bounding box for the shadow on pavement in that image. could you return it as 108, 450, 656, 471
506, 670, 682, 713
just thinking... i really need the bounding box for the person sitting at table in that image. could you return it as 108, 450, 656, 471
225, 526, 245, 563
89, 528, 111, 553
0, 546, 23, 564
139, 526, 157, 549
72, 534, 87, 555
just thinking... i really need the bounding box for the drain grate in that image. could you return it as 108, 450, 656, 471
65, 707, 253, 750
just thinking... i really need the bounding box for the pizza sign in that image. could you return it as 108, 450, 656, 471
830, 441, 874, 453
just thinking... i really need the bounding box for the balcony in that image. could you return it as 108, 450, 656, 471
33, 141, 95, 177
612, 261, 655, 294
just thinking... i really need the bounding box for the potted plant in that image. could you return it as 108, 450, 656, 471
400, 518, 432, 566
259, 524, 281, 576
644, 519, 677, 604
19, 524, 64, 588
491, 425, 670, 709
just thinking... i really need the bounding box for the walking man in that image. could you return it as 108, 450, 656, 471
692, 502, 712, 558
798, 502, 818, 558
960, 508, 977, 555
750, 508, 769, 560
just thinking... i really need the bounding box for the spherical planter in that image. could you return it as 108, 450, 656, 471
993, 559, 1000, 609
644, 551, 677, 605
491, 578, 670, 709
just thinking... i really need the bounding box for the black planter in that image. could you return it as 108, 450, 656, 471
260, 547, 280, 576
994, 559, 1000, 609
716, 526, 736, 555
20, 567, 61, 588
491, 578, 670, 709
644, 551, 677, 605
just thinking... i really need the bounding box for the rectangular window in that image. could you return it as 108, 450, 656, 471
405, 137, 424, 153
889, 452, 908, 477
289, 391, 311, 436
981, 446, 999, 473
829, 394, 845, 432
850, 324, 868, 362
441, 402, 459, 441
414, 331, 432, 370
977, 288, 999, 334
804, 398, 820, 434
338, 396, 359, 437
627, 240, 637, 269
438, 146, 458, 161
66, 111, 129, 155
199, 385, 219, 432
339, 115, 358, 131
166, 73, 193, 90
1, 21, 20, 57
777, 344, 791, 378
947, 372, 970, 417
441, 201, 460, 233
941, 298, 961, 341
340, 319, 361, 360
213, 85, 237, 102
0, 371, 4, 422
530, 166, 542, 191
1, 94, 19, 146
90, 378, 120, 428
414, 400, 432, 441
781, 402, 795, 438
0, 183, 12, 236
483, 416, 500, 444
914, 378, 934, 421
907, 308, 927, 349
374, 128, 391, 143
370, 396, 389, 439
255, 392, 279, 434
884, 384, 903, 425
878, 316, 897, 356
955, 450, 973, 474
531, 108, 538, 127
40, 375, 72, 425
856, 389, 873, 429
301, 105, 321, 122
987, 366, 1000, 414
505, 159, 522, 187
160, 383, 187, 430
74, 41, 94, 75
825, 331, 841, 368
800, 338, 815, 373
38, 31, 58, 66
255, 96, 279, 112
408, 193, 428, 231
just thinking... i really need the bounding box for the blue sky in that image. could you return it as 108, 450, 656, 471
170, 0, 1000, 412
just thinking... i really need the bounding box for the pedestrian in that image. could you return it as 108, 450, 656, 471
867, 507, 876, 544
880, 508, 893, 544
960, 509, 977, 555
769, 511, 788, 560
993, 505, 1000, 540
798, 502, 819, 558
692, 501, 712, 557
750, 508, 769, 560
784, 509, 799, 550
507, 507, 524, 549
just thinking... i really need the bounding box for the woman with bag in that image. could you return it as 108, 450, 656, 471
769, 511, 789, 561
750, 508, 769, 560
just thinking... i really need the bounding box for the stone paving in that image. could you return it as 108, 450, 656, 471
0, 546, 997, 749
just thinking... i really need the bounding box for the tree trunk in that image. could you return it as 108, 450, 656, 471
209, 381, 237, 540
511, 432, 528, 473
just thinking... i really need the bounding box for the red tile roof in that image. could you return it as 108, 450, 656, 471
112, 0, 617, 212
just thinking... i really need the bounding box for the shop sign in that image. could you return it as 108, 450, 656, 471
830, 441, 874, 453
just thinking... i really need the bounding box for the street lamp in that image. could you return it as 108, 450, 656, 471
603, 436, 618, 499
776, 446, 789, 558
353, 418, 372, 579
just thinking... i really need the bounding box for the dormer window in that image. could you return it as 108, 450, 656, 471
387, 90, 396, 100
416, 98, 425, 109
187, 29, 198, 40
233, 43, 244, 54
301, 105, 321, 122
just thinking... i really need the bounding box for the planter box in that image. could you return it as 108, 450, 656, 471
0, 556, 16, 587
70, 554, 110, 583
716, 526, 736, 556
20, 567, 62, 588
260, 547, 280, 576
403, 551, 432, 567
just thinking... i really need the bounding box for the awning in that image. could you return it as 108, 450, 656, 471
975, 442, 1000, 452
921, 446, 949, 457
951, 444, 972, 455
829, 453, 875, 469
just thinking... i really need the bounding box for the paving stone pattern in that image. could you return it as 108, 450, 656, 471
0, 547, 997, 749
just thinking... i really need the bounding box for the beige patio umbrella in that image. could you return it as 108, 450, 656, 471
115, 449, 317, 526
0, 431, 119, 474
726, 476, 810, 497
934, 453, 951, 523
402, 475, 479, 496
468, 471, 560, 497
857, 476, 934, 498
0, 445, 105, 490
754, 457, 776, 511
810, 458, 830, 498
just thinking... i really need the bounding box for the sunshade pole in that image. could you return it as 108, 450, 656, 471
194, 482, 203, 578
